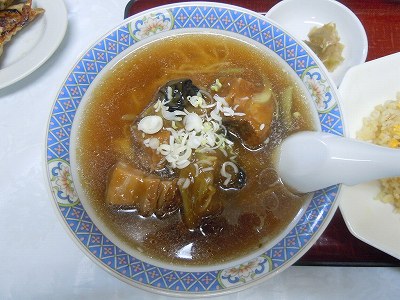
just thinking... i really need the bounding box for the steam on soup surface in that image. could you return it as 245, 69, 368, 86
76, 33, 316, 266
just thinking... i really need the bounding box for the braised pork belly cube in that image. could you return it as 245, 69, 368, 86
219, 78, 275, 148
155, 178, 180, 218
106, 162, 159, 216
106, 162, 180, 217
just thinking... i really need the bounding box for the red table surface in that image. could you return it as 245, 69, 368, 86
125, 0, 400, 266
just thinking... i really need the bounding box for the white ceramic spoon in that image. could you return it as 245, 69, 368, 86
277, 131, 400, 193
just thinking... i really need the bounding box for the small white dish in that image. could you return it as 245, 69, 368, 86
265, 0, 368, 87
339, 52, 400, 260
0, 0, 68, 89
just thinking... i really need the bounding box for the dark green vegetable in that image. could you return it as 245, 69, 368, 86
156, 79, 200, 112
179, 165, 222, 230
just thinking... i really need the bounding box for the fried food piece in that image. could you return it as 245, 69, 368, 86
0, 0, 45, 58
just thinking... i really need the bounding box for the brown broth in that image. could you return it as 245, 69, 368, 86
76, 33, 316, 266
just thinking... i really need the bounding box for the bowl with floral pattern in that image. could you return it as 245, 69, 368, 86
45, 1, 343, 296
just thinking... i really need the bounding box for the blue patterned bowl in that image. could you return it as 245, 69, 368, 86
45, 2, 343, 296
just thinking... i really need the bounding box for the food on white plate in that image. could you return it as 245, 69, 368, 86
304, 22, 344, 72
75, 33, 318, 265
0, 0, 45, 59
357, 92, 400, 212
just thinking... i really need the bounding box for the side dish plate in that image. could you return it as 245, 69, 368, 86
45, 2, 343, 296
339, 52, 400, 261
265, 0, 368, 87
0, 0, 68, 89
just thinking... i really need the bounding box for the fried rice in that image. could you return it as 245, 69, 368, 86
357, 92, 400, 212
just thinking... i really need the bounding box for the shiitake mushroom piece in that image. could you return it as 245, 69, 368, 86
156, 79, 200, 112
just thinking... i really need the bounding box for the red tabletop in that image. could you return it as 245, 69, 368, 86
125, 0, 400, 266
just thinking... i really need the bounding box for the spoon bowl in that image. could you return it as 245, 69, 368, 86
277, 131, 400, 193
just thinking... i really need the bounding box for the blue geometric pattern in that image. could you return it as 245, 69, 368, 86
267, 185, 338, 269
45, 3, 343, 296
320, 104, 343, 135
47, 24, 135, 162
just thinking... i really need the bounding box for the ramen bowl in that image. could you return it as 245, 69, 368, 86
45, 2, 343, 296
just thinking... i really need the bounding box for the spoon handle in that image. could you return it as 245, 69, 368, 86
277, 131, 400, 193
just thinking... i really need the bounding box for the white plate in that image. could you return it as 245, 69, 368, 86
339, 52, 400, 260
265, 0, 368, 87
0, 0, 68, 89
